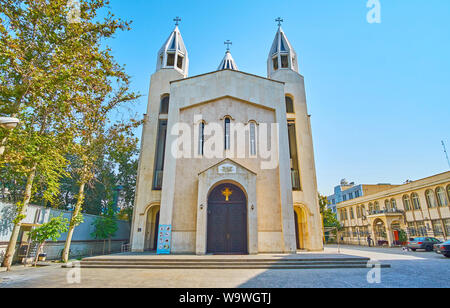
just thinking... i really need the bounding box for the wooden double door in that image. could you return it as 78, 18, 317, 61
207, 183, 248, 254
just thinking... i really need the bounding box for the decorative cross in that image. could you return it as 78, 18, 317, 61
221, 188, 233, 202
224, 40, 232, 51
275, 17, 284, 27
174, 16, 181, 26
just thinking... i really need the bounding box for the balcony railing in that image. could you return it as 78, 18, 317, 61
368, 208, 403, 216
291, 170, 301, 191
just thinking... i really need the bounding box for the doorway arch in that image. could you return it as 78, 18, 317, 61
294, 206, 307, 250
145, 204, 160, 251
207, 183, 248, 254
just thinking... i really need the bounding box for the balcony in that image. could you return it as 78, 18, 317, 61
367, 208, 404, 217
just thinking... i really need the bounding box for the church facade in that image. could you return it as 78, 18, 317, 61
130, 22, 324, 254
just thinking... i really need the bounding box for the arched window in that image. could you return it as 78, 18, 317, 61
384, 200, 390, 211
198, 121, 205, 156
425, 190, 437, 208
447, 185, 450, 204
374, 201, 380, 211
249, 122, 257, 156
368, 203, 373, 213
361, 205, 366, 216
436, 187, 448, 207
411, 193, 421, 210
390, 199, 397, 210
224, 117, 231, 150
403, 195, 411, 211
160, 95, 170, 114
285, 96, 295, 113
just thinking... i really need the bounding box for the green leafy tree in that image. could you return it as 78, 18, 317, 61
0, 0, 136, 270
29, 215, 69, 266
91, 211, 118, 255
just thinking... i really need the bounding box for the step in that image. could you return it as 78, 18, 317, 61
80, 257, 370, 263
81, 260, 368, 266
70, 263, 390, 270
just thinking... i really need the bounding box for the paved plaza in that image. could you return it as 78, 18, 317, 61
0, 245, 448, 288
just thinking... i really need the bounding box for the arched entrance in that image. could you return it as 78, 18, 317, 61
207, 183, 248, 254
373, 218, 387, 246
294, 206, 307, 250
145, 205, 160, 251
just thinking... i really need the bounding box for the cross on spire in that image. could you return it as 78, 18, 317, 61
224, 40, 232, 51
275, 17, 284, 27
173, 16, 181, 26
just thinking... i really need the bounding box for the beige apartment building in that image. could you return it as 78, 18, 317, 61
336, 171, 450, 246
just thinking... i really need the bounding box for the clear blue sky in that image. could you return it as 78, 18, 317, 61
105, 0, 450, 195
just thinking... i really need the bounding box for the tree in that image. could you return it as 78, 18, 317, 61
319, 194, 341, 229
91, 211, 118, 255
0, 0, 135, 270
29, 215, 69, 266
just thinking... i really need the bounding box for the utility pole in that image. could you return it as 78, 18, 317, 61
442, 141, 450, 170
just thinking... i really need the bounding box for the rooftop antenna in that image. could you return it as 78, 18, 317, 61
442, 140, 450, 169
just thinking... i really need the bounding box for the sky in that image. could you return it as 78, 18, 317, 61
103, 0, 450, 195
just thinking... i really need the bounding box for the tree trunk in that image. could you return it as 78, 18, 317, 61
34, 243, 44, 267
2, 165, 37, 270
108, 237, 111, 254
61, 182, 86, 263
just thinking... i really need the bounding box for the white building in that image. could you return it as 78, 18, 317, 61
130, 21, 323, 254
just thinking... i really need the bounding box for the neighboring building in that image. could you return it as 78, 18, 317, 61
327, 179, 398, 213
0, 202, 130, 263
336, 171, 450, 246
130, 22, 324, 255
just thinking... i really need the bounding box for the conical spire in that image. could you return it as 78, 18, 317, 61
218, 51, 239, 71
156, 20, 189, 77
218, 40, 238, 71
267, 22, 298, 77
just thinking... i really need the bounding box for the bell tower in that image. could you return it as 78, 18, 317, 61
156, 17, 189, 77
130, 18, 189, 252
267, 18, 324, 251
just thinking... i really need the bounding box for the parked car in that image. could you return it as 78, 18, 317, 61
434, 240, 450, 258
407, 237, 442, 252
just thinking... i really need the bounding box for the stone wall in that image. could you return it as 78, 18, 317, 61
0, 201, 130, 262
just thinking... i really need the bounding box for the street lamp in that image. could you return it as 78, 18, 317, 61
0, 117, 20, 130
0, 117, 20, 156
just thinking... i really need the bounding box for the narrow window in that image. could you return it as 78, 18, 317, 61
281, 55, 289, 68
153, 120, 168, 190
177, 55, 184, 70
198, 122, 205, 156
160, 95, 169, 114
436, 187, 448, 207
224, 118, 231, 150
288, 122, 301, 191
426, 190, 437, 208
403, 195, 411, 211
412, 193, 421, 210
272, 57, 278, 71
250, 122, 256, 156
285, 96, 294, 113
391, 199, 397, 210
166, 53, 175, 66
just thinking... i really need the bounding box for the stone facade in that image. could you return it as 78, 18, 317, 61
336, 171, 450, 246
130, 24, 324, 254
